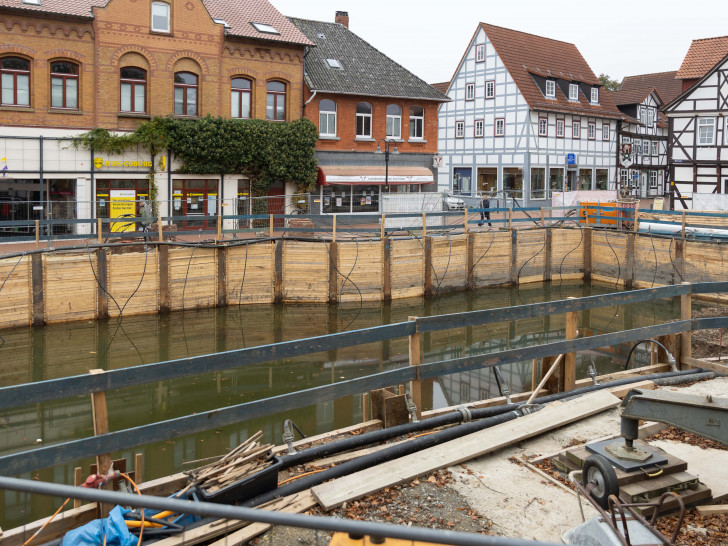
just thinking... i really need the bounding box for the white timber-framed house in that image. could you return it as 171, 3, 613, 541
436, 23, 623, 207
610, 71, 682, 200
665, 38, 728, 210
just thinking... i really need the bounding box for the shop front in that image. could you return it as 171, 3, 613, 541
316, 166, 434, 214
172, 179, 218, 230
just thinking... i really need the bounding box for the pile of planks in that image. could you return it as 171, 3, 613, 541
186, 431, 275, 495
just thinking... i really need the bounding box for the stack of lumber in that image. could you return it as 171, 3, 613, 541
186, 431, 274, 495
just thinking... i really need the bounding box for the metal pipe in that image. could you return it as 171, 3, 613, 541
0, 476, 557, 546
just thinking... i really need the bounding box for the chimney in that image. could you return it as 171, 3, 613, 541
335, 11, 349, 28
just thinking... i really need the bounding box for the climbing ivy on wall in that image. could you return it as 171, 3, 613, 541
70, 116, 319, 199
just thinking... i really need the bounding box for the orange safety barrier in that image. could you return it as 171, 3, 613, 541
579, 202, 618, 225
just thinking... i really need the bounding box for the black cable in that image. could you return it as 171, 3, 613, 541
604, 231, 622, 288
649, 231, 658, 289
467, 229, 495, 290
668, 237, 684, 282
181, 246, 197, 311
118, 239, 149, 319
339, 239, 363, 332
558, 225, 584, 288
319, 237, 363, 332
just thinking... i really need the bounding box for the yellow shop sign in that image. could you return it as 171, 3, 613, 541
94, 158, 153, 168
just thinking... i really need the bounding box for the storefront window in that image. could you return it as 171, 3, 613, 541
549, 168, 564, 193
477, 168, 497, 194
95, 179, 150, 232
579, 169, 592, 191
530, 168, 546, 199
502, 168, 523, 199
596, 169, 609, 190
172, 179, 218, 229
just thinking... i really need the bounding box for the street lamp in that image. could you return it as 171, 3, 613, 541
375, 138, 398, 193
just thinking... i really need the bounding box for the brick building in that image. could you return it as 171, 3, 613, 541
0, 0, 311, 231
289, 12, 448, 215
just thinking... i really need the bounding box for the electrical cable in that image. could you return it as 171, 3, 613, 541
557, 225, 584, 288
319, 236, 363, 332
668, 237, 684, 282
467, 229, 495, 290
604, 231, 622, 288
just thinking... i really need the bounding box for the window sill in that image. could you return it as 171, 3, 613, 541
0, 105, 33, 112
354, 137, 375, 142
118, 112, 152, 119
386, 138, 405, 143
173, 114, 199, 120
318, 136, 340, 141
408, 138, 427, 144
48, 108, 84, 115
150, 30, 173, 37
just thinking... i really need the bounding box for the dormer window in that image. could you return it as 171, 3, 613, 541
251, 22, 279, 35
545, 79, 555, 98
151, 1, 170, 33
569, 83, 579, 101
590, 87, 599, 104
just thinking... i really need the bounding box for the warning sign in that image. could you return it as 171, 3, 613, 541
110, 189, 136, 232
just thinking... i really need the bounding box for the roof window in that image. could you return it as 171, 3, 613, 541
213, 18, 230, 28
251, 22, 279, 35
325, 59, 343, 70
22, 0, 41, 4
317, 33, 326, 39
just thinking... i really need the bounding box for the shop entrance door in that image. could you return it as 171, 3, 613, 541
173, 180, 218, 231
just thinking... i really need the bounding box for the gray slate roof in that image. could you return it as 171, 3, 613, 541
288, 17, 448, 102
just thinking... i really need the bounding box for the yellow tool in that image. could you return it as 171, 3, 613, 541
329, 533, 444, 545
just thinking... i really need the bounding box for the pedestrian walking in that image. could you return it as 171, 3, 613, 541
478, 194, 492, 227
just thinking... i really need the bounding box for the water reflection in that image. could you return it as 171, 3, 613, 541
0, 281, 686, 528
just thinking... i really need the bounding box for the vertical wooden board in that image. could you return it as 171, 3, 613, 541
107, 251, 159, 317
282, 241, 329, 303
515, 230, 546, 284
168, 248, 217, 310
429, 235, 468, 293
684, 240, 728, 284
226, 243, 274, 304
633, 235, 674, 288
471, 231, 511, 287
390, 238, 424, 299
44, 254, 98, 323
337, 241, 383, 303
591, 232, 627, 284
0, 256, 31, 328
550, 228, 584, 280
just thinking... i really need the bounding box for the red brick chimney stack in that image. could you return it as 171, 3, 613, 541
335, 11, 349, 28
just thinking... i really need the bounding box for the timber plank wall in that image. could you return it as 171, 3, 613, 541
2, 226, 728, 330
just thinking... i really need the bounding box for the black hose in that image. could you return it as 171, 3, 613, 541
246, 408, 526, 507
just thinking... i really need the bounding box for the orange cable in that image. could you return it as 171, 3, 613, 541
22, 497, 71, 546
277, 468, 326, 487
119, 472, 144, 546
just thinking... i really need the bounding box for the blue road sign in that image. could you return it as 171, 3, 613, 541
566, 153, 576, 165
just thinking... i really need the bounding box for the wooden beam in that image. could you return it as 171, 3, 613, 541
96, 249, 108, 320
696, 505, 728, 516
681, 282, 692, 364
565, 298, 578, 391
135, 453, 143, 484
216, 247, 226, 307
682, 356, 728, 375
382, 237, 391, 301
408, 316, 422, 420
583, 228, 592, 281
89, 369, 111, 475
328, 241, 338, 304
73, 467, 83, 508
31, 253, 44, 327
311, 390, 621, 510
158, 245, 170, 313
274, 240, 283, 304
423, 236, 433, 297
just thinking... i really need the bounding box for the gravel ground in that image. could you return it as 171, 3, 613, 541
692, 306, 728, 359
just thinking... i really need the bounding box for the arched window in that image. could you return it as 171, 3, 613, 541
319, 99, 336, 137
174, 72, 198, 116
231, 78, 251, 119
120, 67, 146, 113
386, 104, 401, 138
356, 102, 371, 138
266, 81, 286, 121
1, 57, 30, 107
50, 61, 78, 110
409, 106, 424, 139
151, 1, 170, 33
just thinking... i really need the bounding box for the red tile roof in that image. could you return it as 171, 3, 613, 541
676, 36, 728, 80
0, 0, 311, 45
480, 23, 622, 120
618, 71, 682, 106
430, 82, 450, 95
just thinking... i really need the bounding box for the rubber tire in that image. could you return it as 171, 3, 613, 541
582, 454, 619, 509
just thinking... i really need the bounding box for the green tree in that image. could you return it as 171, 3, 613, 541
598, 73, 621, 91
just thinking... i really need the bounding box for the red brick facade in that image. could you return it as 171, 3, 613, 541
0, 0, 305, 131
304, 90, 439, 154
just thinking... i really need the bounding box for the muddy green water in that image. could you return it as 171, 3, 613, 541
0, 281, 687, 528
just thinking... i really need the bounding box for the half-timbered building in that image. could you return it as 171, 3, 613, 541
437, 24, 623, 207
610, 72, 681, 199
665, 40, 728, 209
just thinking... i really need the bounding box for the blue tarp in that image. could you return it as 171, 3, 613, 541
61, 505, 136, 546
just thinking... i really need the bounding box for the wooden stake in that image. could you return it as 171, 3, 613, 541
508, 208, 513, 231
89, 369, 111, 475
408, 316, 422, 420
463, 209, 469, 233
531, 359, 539, 392
422, 213, 427, 238
158, 215, 163, 242
564, 297, 577, 391
35, 220, 40, 246
540, 207, 545, 226
269, 214, 274, 237
217, 214, 222, 241
362, 392, 369, 423
525, 354, 564, 406
633, 206, 640, 233
332, 214, 337, 242
380, 214, 385, 240
135, 453, 143, 484
681, 211, 686, 238
74, 467, 83, 508
97, 218, 102, 244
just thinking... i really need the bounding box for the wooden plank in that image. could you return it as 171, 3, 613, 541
159, 245, 170, 313
424, 236, 433, 297
216, 246, 226, 307
696, 505, 728, 516
311, 390, 621, 510
328, 241, 338, 303
96, 249, 108, 319
31, 253, 44, 326
564, 299, 577, 391
382, 238, 391, 301
682, 356, 728, 375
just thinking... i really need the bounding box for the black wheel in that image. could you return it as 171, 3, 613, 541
582, 454, 619, 509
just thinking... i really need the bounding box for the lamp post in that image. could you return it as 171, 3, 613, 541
375, 138, 398, 193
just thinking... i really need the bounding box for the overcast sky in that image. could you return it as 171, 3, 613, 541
274, 0, 728, 86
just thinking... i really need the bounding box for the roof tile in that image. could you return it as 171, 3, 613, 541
676, 36, 728, 80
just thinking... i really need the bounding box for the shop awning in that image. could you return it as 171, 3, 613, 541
317, 166, 434, 185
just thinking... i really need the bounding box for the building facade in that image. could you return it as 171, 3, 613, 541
289, 13, 448, 215
437, 24, 622, 207
0, 0, 311, 231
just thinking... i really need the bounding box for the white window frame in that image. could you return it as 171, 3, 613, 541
485, 80, 495, 99
588, 122, 596, 140
650, 170, 658, 188
698, 117, 716, 146
647, 108, 654, 128
475, 44, 485, 62
569, 83, 579, 101
455, 120, 465, 138
640, 108, 647, 125
545, 80, 556, 98
725, 118, 728, 146
620, 169, 629, 185
386, 104, 402, 138
538, 117, 547, 137
465, 82, 475, 101
474, 119, 484, 138
556, 119, 564, 138
602, 124, 610, 141
495, 118, 505, 136
590, 87, 599, 104
318, 99, 337, 137
572, 120, 580, 139
651, 140, 658, 156
356, 102, 372, 138
151, 1, 170, 33
409, 106, 424, 140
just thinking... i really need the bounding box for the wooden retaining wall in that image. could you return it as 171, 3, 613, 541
3, 227, 728, 329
